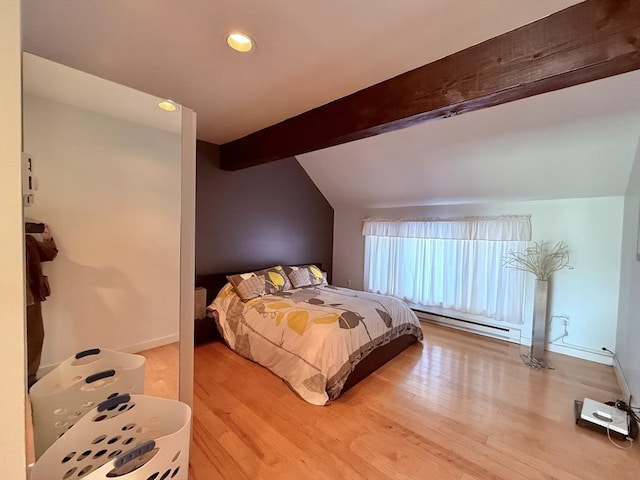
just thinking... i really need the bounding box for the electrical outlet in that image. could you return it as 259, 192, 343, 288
346, 279, 352, 286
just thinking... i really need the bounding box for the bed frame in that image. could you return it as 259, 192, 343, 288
195, 264, 420, 398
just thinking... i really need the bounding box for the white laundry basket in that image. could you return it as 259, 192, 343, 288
30, 393, 191, 480
30, 348, 146, 458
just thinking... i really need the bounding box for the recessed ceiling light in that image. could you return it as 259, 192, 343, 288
157, 100, 179, 112
226, 31, 255, 53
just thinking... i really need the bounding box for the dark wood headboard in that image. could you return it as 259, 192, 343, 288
196, 263, 323, 306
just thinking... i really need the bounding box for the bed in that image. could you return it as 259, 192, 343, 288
198, 264, 423, 405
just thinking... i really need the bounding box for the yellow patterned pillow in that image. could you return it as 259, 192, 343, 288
256, 265, 293, 294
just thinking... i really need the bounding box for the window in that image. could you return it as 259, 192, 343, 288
363, 216, 530, 324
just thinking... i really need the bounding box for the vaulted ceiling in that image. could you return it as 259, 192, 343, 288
299, 71, 640, 207
21, 0, 640, 208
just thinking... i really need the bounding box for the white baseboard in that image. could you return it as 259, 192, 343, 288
118, 333, 179, 355
38, 333, 179, 377
545, 342, 613, 365
612, 355, 632, 402
415, 308, 615, 367
415, 310, 521, 344
516, 335, 613, 365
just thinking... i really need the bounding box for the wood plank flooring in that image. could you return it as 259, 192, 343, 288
139, 341, 180, 400
190, 322, 640, 480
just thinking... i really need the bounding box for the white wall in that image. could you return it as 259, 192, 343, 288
0, 1, 27, 478
334, 196, 624, 364
616, 138, 640, 404
23, 94, 181, 368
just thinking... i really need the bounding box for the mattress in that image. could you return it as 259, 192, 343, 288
208, 283, 423, 405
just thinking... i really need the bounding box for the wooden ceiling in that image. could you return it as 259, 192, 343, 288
220, 0, 640, 171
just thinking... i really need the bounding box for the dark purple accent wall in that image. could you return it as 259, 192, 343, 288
195, 140, 334, 280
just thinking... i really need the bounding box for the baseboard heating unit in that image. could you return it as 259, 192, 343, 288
413, 309, 521, 344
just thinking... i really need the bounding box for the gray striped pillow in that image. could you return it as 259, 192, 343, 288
226, 273, 266, 301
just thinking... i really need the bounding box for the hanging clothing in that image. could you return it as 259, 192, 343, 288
25, 234, 58, 388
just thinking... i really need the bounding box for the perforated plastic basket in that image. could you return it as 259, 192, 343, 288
30, 348, 146, 458
30, 394, 191, 480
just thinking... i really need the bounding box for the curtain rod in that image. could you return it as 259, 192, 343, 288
363, 215, 531, 222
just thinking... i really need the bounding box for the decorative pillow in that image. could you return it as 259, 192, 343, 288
256, 265, 293, 294
226, 272, 266, 301
284, 264, 324, 288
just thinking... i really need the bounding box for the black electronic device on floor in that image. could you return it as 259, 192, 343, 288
574, 398, 638, 441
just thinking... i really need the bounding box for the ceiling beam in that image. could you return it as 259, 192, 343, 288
220, 0, 640, 170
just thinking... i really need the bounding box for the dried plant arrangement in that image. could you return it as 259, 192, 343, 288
503, 241, 573, 280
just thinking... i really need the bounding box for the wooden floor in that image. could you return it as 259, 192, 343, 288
190, 322, 640, 480
139, 341, 180, 400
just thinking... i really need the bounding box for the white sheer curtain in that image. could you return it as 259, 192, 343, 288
363, 216, 530, 324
